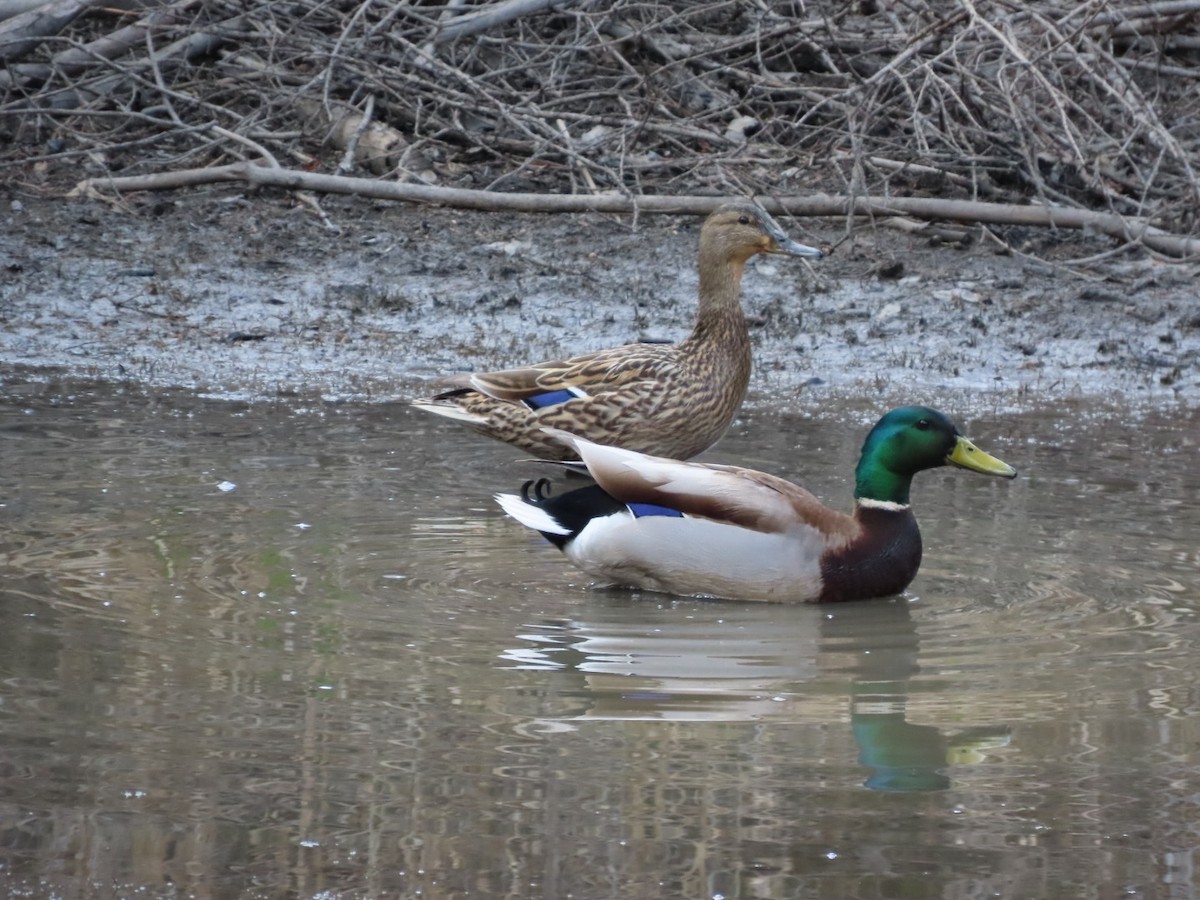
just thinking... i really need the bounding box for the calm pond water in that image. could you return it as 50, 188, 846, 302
1, 376, 1198, 899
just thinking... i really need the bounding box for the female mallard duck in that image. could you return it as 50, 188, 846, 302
412, 200, 823, 461
495, 406, 1017, 603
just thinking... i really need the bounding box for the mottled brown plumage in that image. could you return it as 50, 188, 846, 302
412, 200, 823, 460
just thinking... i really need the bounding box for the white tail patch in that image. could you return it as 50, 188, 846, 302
411, 401, 487, 424
495, 492, 572, 535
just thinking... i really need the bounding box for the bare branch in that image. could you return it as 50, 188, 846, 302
4, 0, 1198, 264
0, 0, 110, 63
432, 0, 586, 44
72, 163, 1200, 257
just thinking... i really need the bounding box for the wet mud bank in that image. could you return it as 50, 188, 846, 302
2, 190, 1197, 413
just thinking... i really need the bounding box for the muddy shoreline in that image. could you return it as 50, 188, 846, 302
3, 189, 1197, 412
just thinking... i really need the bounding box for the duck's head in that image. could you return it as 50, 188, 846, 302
701, 201, 824, 265
854, 406, 1017, 505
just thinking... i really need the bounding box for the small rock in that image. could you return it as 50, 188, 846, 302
1078, 286, 1124, 303
1160, 367, 1182, 386
875, 259, 904, 280
479, 240, 531, 257
725, 115, 761, 142
578, 125, 611, 148
932, 288, 982, 304
875, 301, 902, 322
1126, 304, 1164, 324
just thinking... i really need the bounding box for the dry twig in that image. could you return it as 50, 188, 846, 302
2, 0, 1197, 261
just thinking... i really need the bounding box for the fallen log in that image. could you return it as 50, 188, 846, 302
0, 0, 199, 91
0, 10, 245, 112
0, 0, 104, 63
70, 162, 1200, 258
0, 0, 161, 64
0, 0, 51, 24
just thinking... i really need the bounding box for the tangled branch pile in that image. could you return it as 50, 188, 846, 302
3, 0, 1199, 239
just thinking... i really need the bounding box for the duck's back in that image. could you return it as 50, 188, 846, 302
420, 321, 752, 460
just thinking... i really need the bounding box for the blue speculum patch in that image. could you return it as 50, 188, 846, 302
628, 503, 684, 519
523, 389, 577, 409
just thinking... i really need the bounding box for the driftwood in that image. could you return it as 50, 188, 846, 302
1088, 1, 1200, 30
0, 0, 51, 22
4, 0, 1200, 266
71, 163, 1200, 258
0, 0, 110, 63
0, 0, 198, 91
431, 0, 585, 44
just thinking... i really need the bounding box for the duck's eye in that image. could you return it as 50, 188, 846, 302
915, 419, 931, 430
737, 215, 750, 225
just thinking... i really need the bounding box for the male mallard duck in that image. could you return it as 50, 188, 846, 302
412, 200, 823, 461
495, 406, 1017, 603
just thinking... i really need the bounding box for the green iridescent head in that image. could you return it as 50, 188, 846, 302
853, 406, 1017, 505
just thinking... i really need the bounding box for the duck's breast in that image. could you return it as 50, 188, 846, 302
818, 505, 922, 602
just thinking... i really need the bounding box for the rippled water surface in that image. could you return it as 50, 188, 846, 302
2, 377, 1198, 899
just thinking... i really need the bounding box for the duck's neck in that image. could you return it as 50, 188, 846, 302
854, 456, 914, 507
680, 251, 749, 350
696, 253, 747, 319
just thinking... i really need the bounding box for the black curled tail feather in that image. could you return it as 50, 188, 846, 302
521, 477, 555, 503
517, 478, 625, 550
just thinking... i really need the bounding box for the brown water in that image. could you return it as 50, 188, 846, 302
1, 377, 1198, 900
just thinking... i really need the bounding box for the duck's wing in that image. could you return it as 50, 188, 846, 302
444, 343, 680, 402
551, 429, 858, 542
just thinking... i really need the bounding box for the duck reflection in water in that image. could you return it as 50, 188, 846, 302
502, 597, 1010, 792
827, 600, 1012, 792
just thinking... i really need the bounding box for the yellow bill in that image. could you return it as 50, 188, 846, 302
946, 436, 1018, 478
